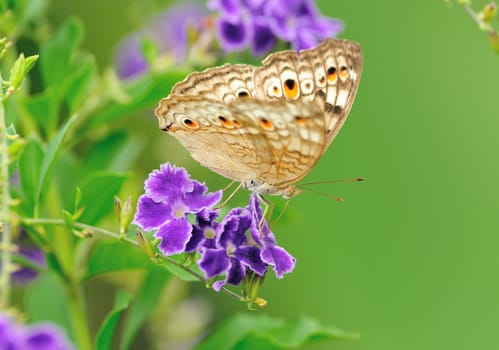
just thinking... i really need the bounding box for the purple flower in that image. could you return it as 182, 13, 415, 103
12, 244, 46, 285
185, 209, 219, 253
248, 195, 296, 278
0, 314, 74, 350
115, 34, 149, 79
134, 163, 222, 255
0, 229, 46, 285
134, 163, 295, 295
115, 3, 208, 79
265, 0, 343, 50
199, 207, 267, 291
210, 0, 343, 55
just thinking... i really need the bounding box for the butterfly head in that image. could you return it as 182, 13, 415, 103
243, 180, 303, 199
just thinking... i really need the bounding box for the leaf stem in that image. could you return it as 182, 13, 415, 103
0, 72, 12, 309
20, 218, 244, 301
66, 281, 93, 350
461, 2, 496, 35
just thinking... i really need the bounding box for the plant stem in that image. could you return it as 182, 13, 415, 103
66, 282, 93, 350
21, 218, 244, 301
461, 2, 496, 35
0, 84, 12, 309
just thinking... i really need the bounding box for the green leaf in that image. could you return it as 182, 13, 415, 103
85, 241, 159, 280
120, 268, 170, 350
78, 70, 187, 140
53, 152, 80, 211
39, 17, 84, 133
157, 254, 200, 282
65, 52, 97, 113
82, 131, 144, 174
19, 0, 49, 26
35, 115, 75, 213
78, 171, 129, 225
18, 137, 44, 214
95, 290, 133, 350
25, 272, 74, 339
23, 91, 53, 136
40, 17, 84, 90
268, 316, 358, 347
194, 314, 357, 350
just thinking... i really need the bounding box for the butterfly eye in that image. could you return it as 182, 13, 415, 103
339, 66, 349, 79
182, 118, 199, 129
283, 79, 299, 100
327, 66, 337, 82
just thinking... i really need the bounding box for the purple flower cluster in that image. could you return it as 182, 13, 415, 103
209, 0, 343, 54
115, 3, 208, 79
0, 314, 74, 350
134, 163, 295, 291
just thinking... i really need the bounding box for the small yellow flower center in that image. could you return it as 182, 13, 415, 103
173, 202, 187, 219
204, 228, 216, 239
226, 242, 236, 256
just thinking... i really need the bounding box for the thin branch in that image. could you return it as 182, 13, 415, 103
461, 2, 496, 35
0, 73, 12, 309
20, 218, 244, 301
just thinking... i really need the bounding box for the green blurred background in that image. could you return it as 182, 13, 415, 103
47, 0, 499, 349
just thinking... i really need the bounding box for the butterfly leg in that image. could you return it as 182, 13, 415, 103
256, 194, 275, 229
270, 199, 290, 228
215, 182, 242, 210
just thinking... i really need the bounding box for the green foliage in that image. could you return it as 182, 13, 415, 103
119, 268, 171, 350
0, 1, 363, 349
85, 241, 158, 280
194, 314, 357, 350
25, 272, 74, 337
95, 290, 133, 350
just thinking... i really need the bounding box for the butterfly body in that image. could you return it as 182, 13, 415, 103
156, 38, 362, 198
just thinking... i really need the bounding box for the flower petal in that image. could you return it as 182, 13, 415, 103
145, 163, 194, 203
23, 324, 74, 350
185, 224, 206, 253
251, 19, 277, 55
199, 248, 230, 278
155, 218, 193, 255
212, 258, 245, 291
217, 207, 245, 247
261, 245, 296, 279
114, 34, 149, 79
217, 16, 252, 51
183, 181, 222, 212
134, 195, 172, 230
235, 245, 267, 275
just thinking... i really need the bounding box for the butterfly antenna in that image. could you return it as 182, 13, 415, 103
298, 177, 365, 187
299, 186, 345, 202
270, 199, 290, 228
215, 182, 242, 209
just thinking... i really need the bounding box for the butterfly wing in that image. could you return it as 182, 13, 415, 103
155, 95, 326, 186
155, 38, 362, 194
170, 64, 257, 103
253, 38, 362, 148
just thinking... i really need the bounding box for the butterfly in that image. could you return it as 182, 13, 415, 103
155, 38, 362, 199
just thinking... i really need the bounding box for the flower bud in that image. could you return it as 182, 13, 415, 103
8, 54, 39, 93
136, 230, 156, 262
